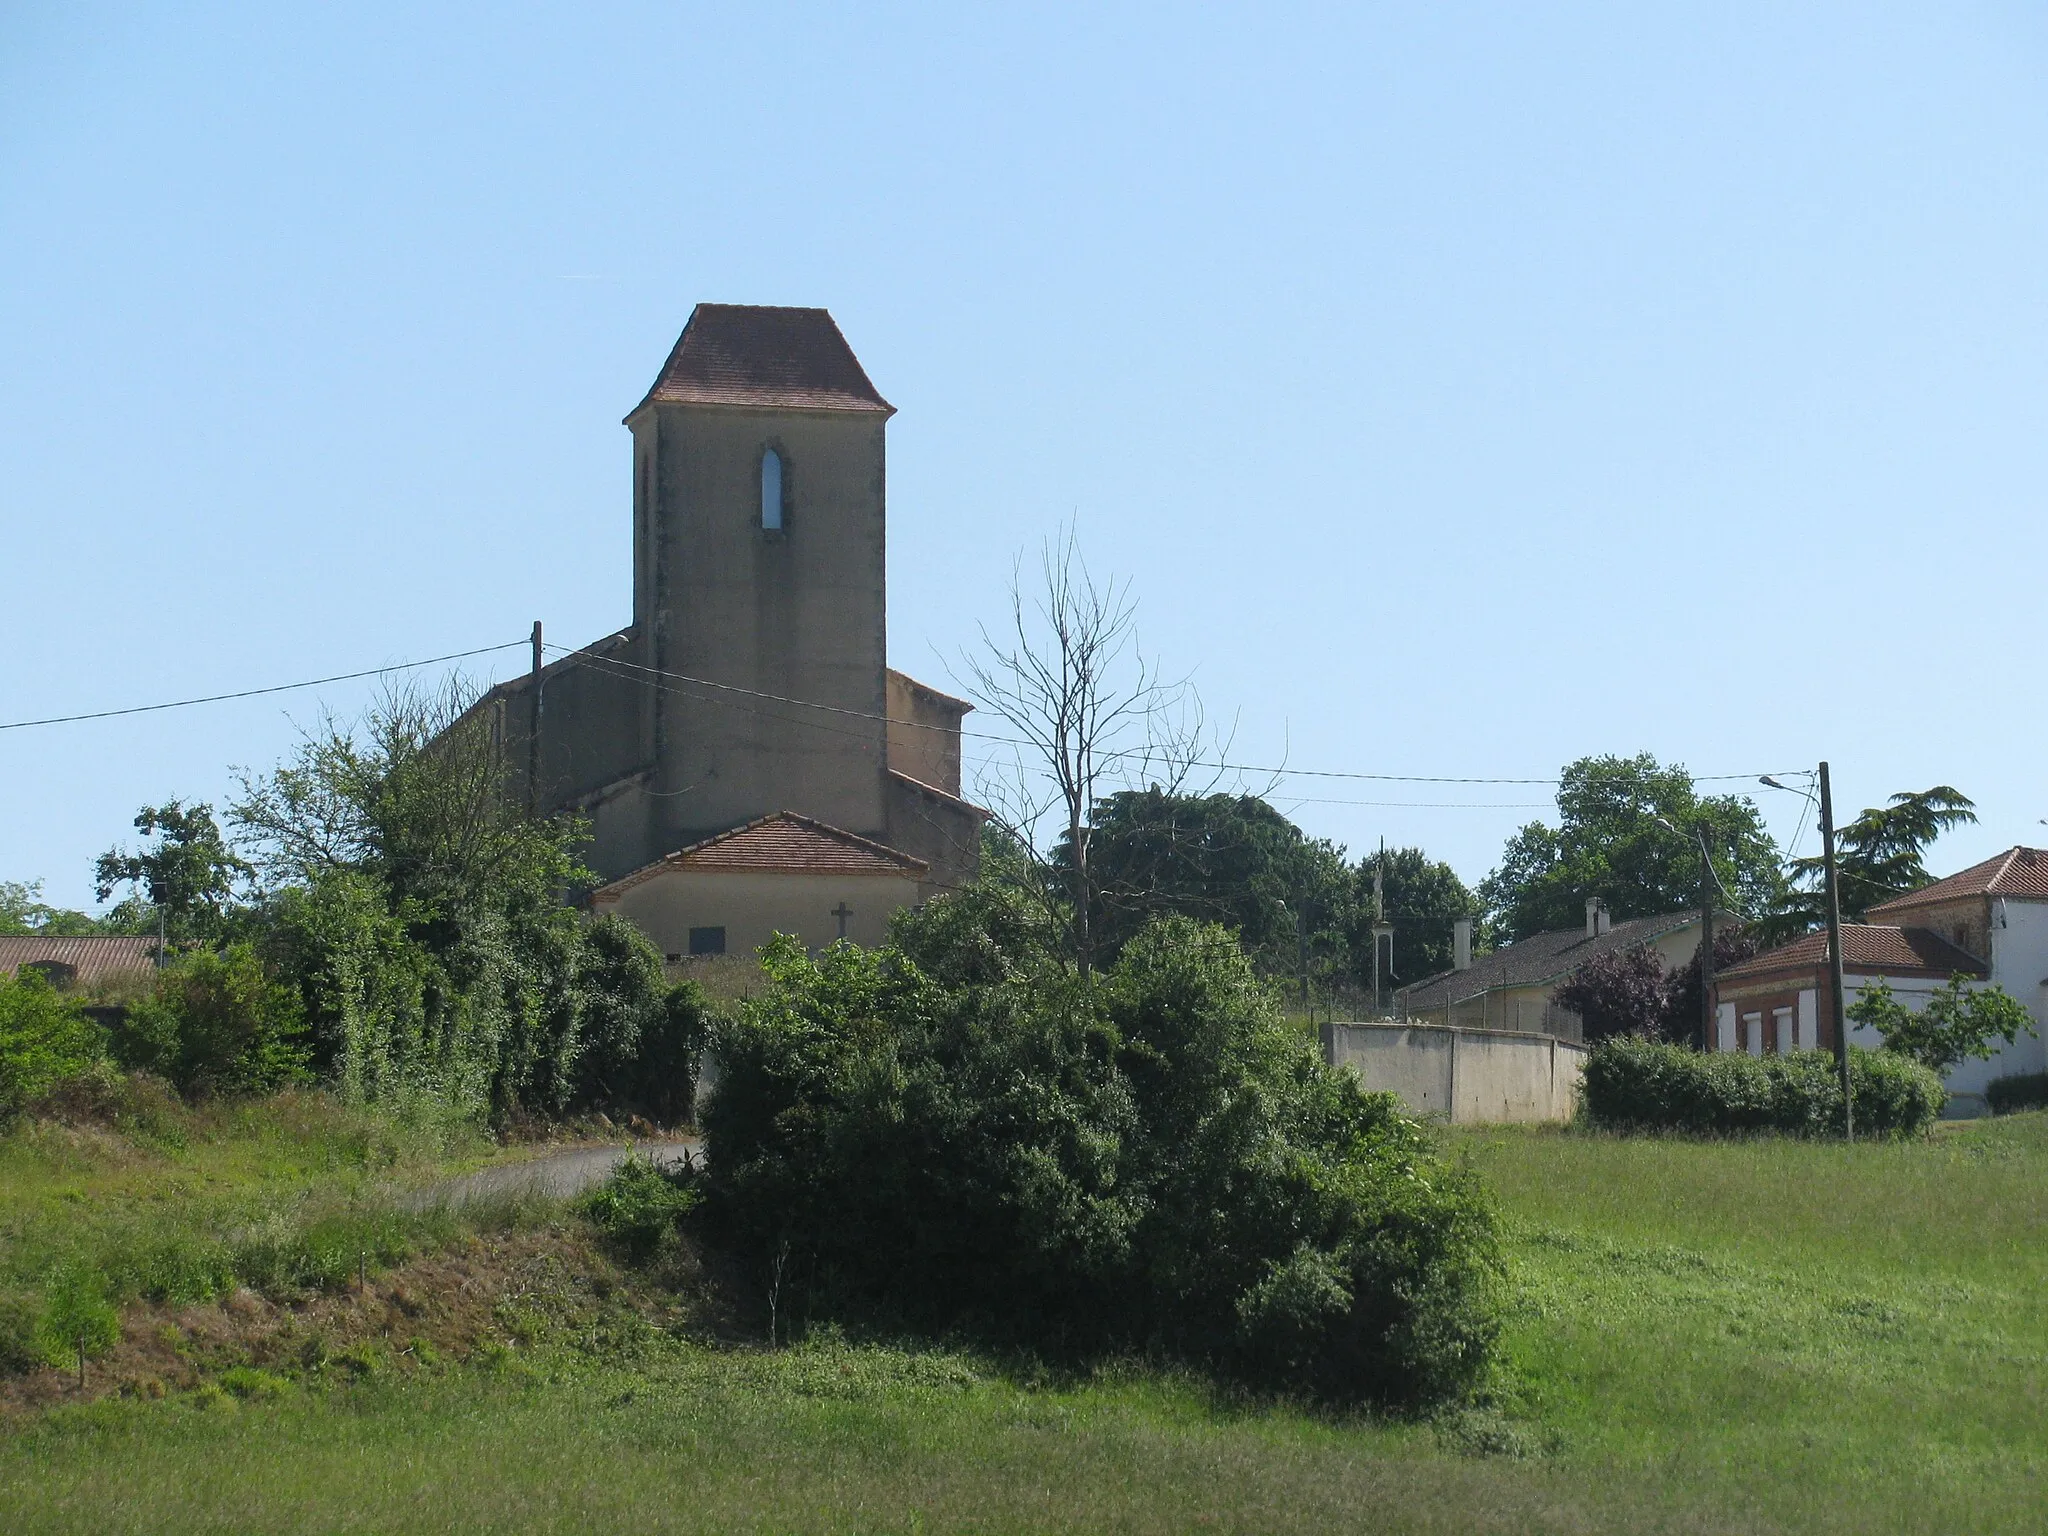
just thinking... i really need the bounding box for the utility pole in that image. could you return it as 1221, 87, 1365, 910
1294, 901, 1309, 1015
527, 620, 544, 815
1818, 761, 1853, 1142
1697, 831, 1715, 1053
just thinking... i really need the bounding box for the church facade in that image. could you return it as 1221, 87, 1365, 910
476, 304, 985, 959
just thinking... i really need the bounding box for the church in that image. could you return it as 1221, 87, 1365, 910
475, 304, 986, 961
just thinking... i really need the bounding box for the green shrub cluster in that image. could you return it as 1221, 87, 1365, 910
1580, 1038, 1946, 1137
701, 891, 1501, 1409
1986, 1072, 2048, 1115
582, 1156, 700, 1262
0, 970, 106, 1117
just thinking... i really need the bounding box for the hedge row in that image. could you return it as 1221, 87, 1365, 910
1580, 1038, 1946, 1138
1987, 1072, 2048, 1115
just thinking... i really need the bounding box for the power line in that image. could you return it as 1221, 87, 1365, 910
537, 642, 1803, 791
0, 642, 528, 732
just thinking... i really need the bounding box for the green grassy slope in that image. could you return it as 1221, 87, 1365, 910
3, 1107, 2043, 1533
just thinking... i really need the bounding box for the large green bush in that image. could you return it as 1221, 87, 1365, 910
0, 969, 106, 1116
1581, 1038, 1945, 1137
701, 892, 1501, 1409
120, 944, 312, 1097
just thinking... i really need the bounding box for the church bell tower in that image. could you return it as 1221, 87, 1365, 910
621, 304, 895, 851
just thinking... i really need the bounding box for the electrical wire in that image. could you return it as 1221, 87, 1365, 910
538, 642, 1806, 792
0, 642, 529, 732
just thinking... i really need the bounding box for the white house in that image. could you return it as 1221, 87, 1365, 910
1711, 846, 2048, 1113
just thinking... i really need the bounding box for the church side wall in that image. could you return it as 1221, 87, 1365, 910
598, 867, 920, 960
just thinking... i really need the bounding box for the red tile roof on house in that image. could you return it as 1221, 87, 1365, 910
0, 935, 159, 985
592, 812, 928, 899
1866, 846, 2048, 914
632, 305, 893, 415
1716, 924, 1988, 983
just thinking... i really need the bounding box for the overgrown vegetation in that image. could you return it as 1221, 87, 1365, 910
1579, 1037, 1946, 1137
9, 688, 707, 1130
700, 889, 1502, 1408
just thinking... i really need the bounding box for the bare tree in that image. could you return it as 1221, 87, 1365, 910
962, 531, 1217, 978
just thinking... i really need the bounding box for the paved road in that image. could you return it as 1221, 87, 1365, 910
412, 1139, 701, 1208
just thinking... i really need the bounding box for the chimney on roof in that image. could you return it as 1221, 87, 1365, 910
1599, 904, 1611, 935
1454, 917, 1473, 971
1585, 897, 1609, 937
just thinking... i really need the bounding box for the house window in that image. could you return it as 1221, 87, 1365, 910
760, 449, 783, 531
1743, 1012, 1763, 1058
688, 926, 727, 956
1716, 1003, 1736, 1054
1773, 1007, 1793, 1055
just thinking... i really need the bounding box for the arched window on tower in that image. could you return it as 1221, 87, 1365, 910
760, 448, 783, 532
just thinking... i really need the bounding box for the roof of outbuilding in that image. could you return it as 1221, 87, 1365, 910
631, 305, 893, 416
1866, 846, 2048, 914
1395, 911, 1701, 1012
0, 935, 159, 983
591, 812, 928, 899
1716, 924, 1989, 982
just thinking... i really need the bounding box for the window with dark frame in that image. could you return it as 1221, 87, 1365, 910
688, 926, 727, 956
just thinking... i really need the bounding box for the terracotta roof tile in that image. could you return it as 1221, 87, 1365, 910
593, 812, 927, 899
0, 935, 159, 985
1867, 846, 2048, 913
1716, 924, 1988, 982
633, 305, 892, 415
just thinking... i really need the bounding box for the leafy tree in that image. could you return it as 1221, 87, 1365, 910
1848, 975, 2037, 1077
1550, 945, 1671, 1043
1480, 754, 1781, 943
0, 880, 101, 937
94, 801, 252, 947
1764, 787, 1977, 938
1346, 847, 1482, 989
1065, 789, 1354, 979
0, 969, 106, 1115
1661, 927, 1762, 1047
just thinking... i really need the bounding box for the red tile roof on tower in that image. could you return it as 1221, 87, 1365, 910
0, 935, 160, 985
591, 812, 928, 899
632, 305, 893, 415
1716, 924, 1989, 983
1866, 846, 2048, 914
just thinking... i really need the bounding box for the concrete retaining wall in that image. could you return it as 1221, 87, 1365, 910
1322, 1022, 1586, 1124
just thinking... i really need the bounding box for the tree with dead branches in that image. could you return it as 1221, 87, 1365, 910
962, 532, 1222, 978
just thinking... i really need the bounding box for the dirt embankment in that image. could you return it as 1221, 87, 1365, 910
1, 1222, 719, 1415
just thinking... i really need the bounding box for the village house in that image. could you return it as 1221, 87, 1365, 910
1712, 846, 2048, 1112
1395, 899, 1709, 1041
466, 304, 987, 962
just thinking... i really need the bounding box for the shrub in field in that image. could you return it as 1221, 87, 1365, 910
0, 969, 106, 1116
34, 1263, 120, 1367
1987, 1072, 2048, 1115
121, 944, 311, 1097
1581, 1037, 1945, 1137
583, 1157, 700, 1262
702, 893, 1501, 1409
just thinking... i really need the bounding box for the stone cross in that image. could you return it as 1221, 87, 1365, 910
831, 902, 853, 940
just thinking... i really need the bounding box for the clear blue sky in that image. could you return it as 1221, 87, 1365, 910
5, 2, 2045, 912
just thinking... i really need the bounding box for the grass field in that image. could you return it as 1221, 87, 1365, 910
3, 1103, 2043, 1532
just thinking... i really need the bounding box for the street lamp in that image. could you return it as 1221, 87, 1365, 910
1760, 767, 1853, 1142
